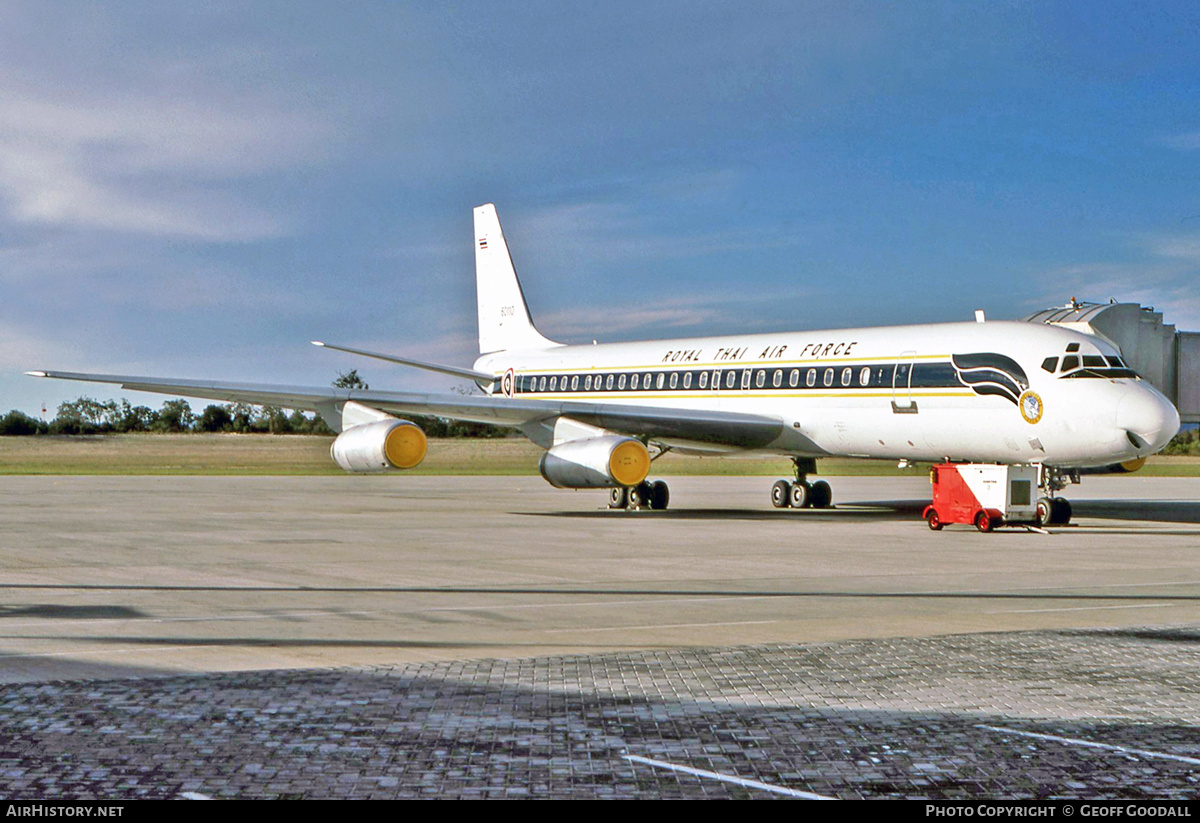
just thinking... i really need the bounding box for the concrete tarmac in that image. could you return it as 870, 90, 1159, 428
2, 474, 1199, 681
2, 474, 1200, 798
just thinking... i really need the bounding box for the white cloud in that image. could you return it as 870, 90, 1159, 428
1158, 132, 1200, 151
0, 91, 332, 240
1142, 233, 1200, 262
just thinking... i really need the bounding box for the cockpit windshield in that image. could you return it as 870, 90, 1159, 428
1057, 352, 1139, 379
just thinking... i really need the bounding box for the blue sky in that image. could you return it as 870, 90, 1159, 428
2, 2, 1199, 418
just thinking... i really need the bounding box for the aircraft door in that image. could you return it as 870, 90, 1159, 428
892, 351, 917, 414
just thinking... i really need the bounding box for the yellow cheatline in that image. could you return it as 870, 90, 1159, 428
609, 439, 650, 487
1119, 457, 1147, 473
384, 423, 428, 469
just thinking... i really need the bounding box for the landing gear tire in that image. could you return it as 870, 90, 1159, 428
1051, 497, 1072, 526
649, 480, 670, 511
1036, 496, 1073, 526
627, 483, 648, 510
609, 486, 629, 510
974, 510, 994, 533
927, 509, 943, 531
771, 480, 791, 509
809, 480, 832, 509
789, 481, 810, 509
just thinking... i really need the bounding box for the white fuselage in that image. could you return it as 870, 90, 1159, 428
475, 320, 1180, 468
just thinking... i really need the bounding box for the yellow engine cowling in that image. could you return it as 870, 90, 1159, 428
538, 435, 650, 489
331, 419, 427, 472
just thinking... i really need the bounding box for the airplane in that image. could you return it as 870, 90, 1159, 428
28, 203, 1181, 526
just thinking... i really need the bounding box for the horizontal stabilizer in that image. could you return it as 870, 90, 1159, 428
312, 341, 494, 382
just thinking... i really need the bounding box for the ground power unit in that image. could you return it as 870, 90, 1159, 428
923, 463, 1040, 532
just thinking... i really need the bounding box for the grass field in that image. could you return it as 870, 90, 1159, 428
1, 433, 1198, 476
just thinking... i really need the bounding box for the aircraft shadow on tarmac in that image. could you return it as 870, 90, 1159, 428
524, 500, 930, 521
1071, 499, 1200, 523
525, 498, 1200, 524
0, 604, 148, 620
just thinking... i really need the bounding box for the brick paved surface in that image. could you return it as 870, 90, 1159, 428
2, 627, 1200, 799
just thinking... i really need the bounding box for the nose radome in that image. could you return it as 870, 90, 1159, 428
1116, 386, 1181, 453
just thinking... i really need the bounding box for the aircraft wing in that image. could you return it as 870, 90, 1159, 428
27, 370, 788, 449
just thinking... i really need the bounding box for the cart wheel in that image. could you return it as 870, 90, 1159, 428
926, 509, 943, 531
1035, 496, 1054, 526
974, 510, 993, 533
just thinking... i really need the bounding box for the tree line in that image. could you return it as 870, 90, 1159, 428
1, 371, 513, 438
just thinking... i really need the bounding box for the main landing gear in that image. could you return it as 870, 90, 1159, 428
770, 458, 833, 510
609, 480, 670, 511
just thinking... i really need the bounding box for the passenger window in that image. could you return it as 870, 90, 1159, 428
618, 374, 627, 390
726, 371, 737, 389
1041, 357, 1058, 373
605, 374, 614, 390
741, 369, 751, 389
630, 374, 640, 390
841, 367, 852, 387
773, 369, 783, 388
657, 373, 665, 390
823, 368, 834, 387
755, 370, 765, 388
585, 375, 593, 390
806, 369, 816, 388
669, 372, 678, 389
539, 376, 547, 391
859, 367, 870, 387
699, 371, 708, 389
682, 372, 691, 389
789, 369, 799, 388
571, 375, 579, 391
549, 376, 557, 391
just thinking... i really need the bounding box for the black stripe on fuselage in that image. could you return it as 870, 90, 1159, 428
503, 359, 992, 398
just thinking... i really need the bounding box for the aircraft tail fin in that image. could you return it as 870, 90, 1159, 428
474, 203, 560, 354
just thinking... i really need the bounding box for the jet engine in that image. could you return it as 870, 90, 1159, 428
1080, 457, 1147, 475
538, 435, 650, 489
331, 419, 427, 472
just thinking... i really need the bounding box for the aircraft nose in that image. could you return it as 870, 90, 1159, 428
1115, 386, 1181, 454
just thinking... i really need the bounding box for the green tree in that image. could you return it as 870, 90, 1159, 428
228, 402, 255, 433
333, 369, 368, 390
256, 405, 292, 434
196, 405, 234, 432
51, 397, 118, 433
0, 410, 47, 435
151, 399, 195, 433
114, 400, 155, 432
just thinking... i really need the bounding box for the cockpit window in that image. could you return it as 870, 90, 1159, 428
1058, 351, 1141, 380
1066, 343, 1081, 353
1041, 357, 1058, 373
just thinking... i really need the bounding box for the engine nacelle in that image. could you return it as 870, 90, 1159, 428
538, 435, 650, 489
1081, 457, 1147, 475
331, 419, 427, 473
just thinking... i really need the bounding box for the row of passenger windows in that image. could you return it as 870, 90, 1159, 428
517, 366, 893, 394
